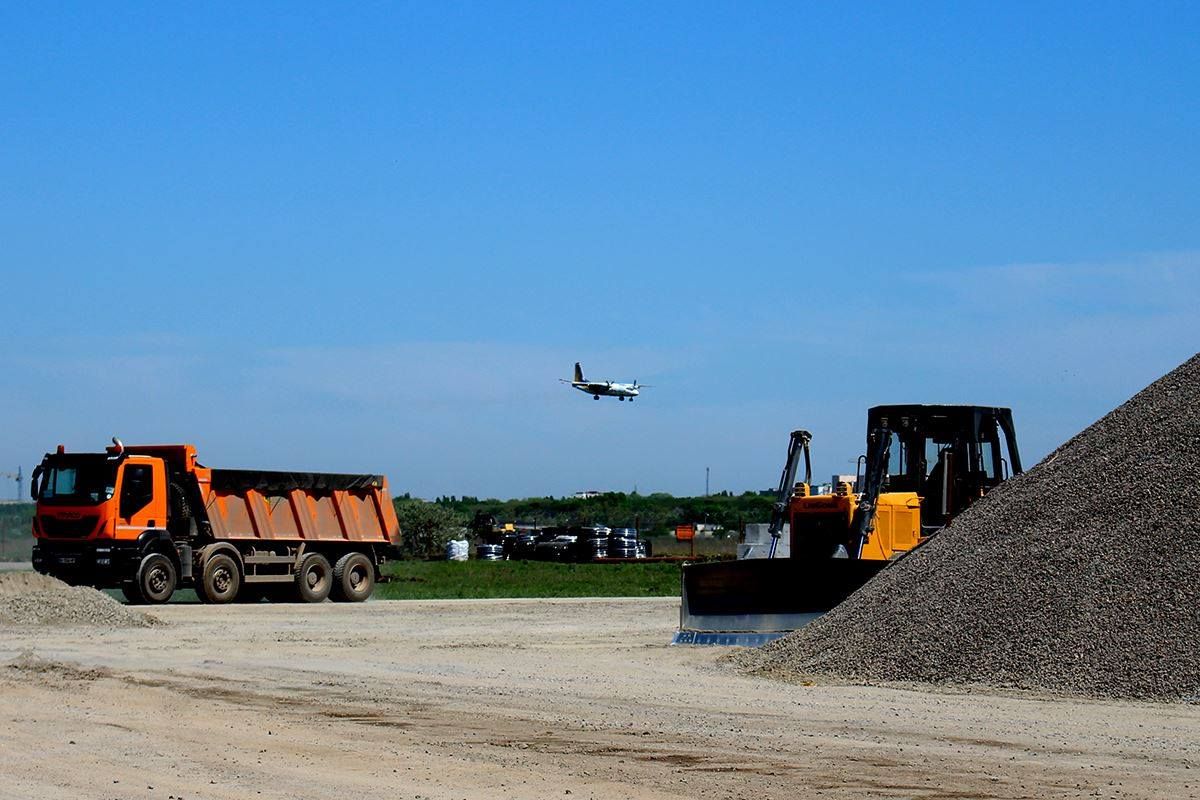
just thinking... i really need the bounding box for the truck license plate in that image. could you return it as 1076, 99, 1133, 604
58, 557, 76, 565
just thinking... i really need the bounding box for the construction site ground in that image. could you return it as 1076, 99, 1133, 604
1, 597, 1197, 800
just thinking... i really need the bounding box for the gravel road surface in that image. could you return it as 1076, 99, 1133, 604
2, 598, 1197, 799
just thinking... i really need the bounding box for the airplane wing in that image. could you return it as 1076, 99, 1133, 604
559, 379, 611, 391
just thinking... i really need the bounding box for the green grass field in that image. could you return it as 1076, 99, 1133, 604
377, 559, 683, 599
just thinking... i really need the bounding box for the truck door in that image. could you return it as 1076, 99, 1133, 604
114, 459, 168, 540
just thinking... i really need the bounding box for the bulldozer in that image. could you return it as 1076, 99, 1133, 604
675, 405, 1022, 644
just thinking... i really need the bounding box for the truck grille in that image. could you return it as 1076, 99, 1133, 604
38, 515, 99, 539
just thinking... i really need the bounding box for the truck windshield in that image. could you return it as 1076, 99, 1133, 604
38, 457, 116, 505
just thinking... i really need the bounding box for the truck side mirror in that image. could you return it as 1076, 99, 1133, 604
29, 465, 41, 501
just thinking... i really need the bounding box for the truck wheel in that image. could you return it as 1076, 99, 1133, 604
121, 583, 146, 605
295, 553, 332, 603
331, 552, 374, 602
130, 553, 177, 605
198, 553, 241, 604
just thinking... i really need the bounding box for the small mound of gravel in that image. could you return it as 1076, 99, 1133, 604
732, 352, 1200, 702
0, 573, 159, 628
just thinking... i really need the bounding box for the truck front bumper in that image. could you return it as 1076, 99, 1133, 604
32, 539, 143, 588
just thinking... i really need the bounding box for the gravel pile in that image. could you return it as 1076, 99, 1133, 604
732, 352, 1200, 701
0, 573, 159, 628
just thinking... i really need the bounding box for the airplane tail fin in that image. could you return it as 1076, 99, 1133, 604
574, 362, 584, 382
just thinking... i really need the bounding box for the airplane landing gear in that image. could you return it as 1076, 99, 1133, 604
619, 396, 625, 401
594, 395, 600, 400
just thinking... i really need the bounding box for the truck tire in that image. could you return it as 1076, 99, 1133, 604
331, 552, 374, 602
197, 552, 241, 604
125, 552, 177, 605
294, 553, 332, 603
121, 583, 145, 605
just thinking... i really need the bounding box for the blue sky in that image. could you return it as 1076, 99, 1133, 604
1, 2, 1197, 499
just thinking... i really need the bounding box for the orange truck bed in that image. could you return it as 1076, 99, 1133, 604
200, 469, 401, 544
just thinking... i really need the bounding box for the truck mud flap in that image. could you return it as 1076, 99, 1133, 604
674, 558, 887, 645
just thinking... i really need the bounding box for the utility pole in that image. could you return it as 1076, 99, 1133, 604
705, 467, 710, 497
1, 466, 17, 560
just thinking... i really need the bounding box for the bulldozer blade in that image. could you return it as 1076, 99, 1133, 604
673, 558, 887, 645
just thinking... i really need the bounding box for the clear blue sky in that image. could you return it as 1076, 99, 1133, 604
2, 2, 1197, 499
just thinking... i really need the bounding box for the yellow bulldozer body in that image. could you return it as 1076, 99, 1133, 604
789, 489, 922, 562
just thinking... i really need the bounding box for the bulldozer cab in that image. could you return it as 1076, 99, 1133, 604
866, 405, 1021, 529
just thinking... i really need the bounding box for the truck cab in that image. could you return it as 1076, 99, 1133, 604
32, 444, 181, 600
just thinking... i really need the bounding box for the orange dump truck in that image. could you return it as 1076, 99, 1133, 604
30, 441, 403, 604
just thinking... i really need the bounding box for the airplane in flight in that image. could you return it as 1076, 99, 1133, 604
560, 362, 651, 401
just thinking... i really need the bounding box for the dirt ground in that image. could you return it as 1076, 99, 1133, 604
1, 597, 1197, 800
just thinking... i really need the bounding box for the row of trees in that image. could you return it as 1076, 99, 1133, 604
1, 491, 776, 562
393, 490, 777, 558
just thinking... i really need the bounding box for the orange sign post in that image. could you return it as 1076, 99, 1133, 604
675, 524, 696, 558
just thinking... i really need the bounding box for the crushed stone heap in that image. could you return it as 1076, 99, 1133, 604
0, 572, 159, 628
733, 352, 1200, 701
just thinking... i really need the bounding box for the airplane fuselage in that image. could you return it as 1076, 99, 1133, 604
570, 381, 640, 400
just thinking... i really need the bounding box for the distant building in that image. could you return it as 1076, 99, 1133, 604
832, 474, 857, 490
573, 490, 603, 499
